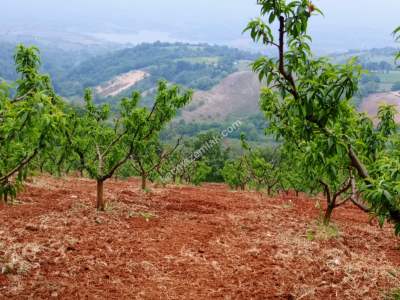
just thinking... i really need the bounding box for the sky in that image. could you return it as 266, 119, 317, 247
1, 0, 399, 52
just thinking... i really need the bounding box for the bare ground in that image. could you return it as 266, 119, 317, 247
182, 71, 261, 122
361, 91, 400, 123
0, 176, 399, 299
95, 71, 148, 97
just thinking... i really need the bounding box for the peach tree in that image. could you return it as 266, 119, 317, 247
222, 157, 250, 190
245, 0, 400, 231
67, 81, 191, 210
0, 45, 63, 202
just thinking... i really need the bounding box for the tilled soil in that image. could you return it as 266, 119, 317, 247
0, 176, 399, 299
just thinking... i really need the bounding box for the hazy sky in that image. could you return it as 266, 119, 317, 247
1, 0, 399, 52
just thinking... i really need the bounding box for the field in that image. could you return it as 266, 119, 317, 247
95, 70, 149, 97
361, 91, 400, 122
183, 71, 261, 121
0, 176, 399, 299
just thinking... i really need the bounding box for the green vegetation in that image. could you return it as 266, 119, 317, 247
0, 46, 63, 202
161, 112, 269, 143
244, 0, 400, 230
395, 26, 400, 63
0, 44, 194, 210
329, 47, 400, 106
0, 41, 111, 88
58, 42, 257, 98
0, 41, 257, 104
386, 288, 400, 300
0, 0, 400, 243
64, 82, 191, 210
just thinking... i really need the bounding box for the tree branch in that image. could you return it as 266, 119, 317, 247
0, 148, 39, 182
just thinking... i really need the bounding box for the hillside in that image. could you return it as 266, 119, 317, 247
361, 91, 400, 122
182, 71, 261, 121
332, 47, 398, 65
0, 40, 116, 86
1, 41, 399, 126
0, 176, 399, 299
0, 41, 257, 99
178, 47, 400, 123
95, 70, 149, 97
61, 42, 258, 98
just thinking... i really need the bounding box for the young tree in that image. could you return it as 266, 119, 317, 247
191, 161, 212, 186
222, 157, 250, 190
223, 135, 287, 195
277, 145, 311, 196
242, 143, 281, 195
245, 1, 400, 231
0, 45, 63, 202
68, 81, 192, 210
35, 120, 75, 177
170, 151, 212, 186
192, 131, 229, 182
162, 132, 228, 186
129, 137, 181, 190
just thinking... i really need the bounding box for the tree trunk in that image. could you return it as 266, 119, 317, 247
323, 204, 334, 225
141, 175, 147, 190
79, 154, 85, 177
57, 165, 62, 177
97, 179, 105, 211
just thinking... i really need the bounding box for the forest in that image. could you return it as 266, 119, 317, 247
1, 0, 400, 299
0, 42, 257, 98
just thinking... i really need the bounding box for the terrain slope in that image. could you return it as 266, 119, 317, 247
0, 176, 399, 299
361, 91, 400, 122
183, 71, 261, 121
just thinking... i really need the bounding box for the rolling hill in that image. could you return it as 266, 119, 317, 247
183, 71, 261, 122
361, 91, 400, 122
1, 40, 400, 126
60, 42, 258, 98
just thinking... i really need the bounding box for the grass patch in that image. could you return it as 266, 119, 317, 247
127, 210, 157, 222
103, 201, 117, 212
282, 200, 294, 209
384, 288, 400, 300
306, 220, 340, 241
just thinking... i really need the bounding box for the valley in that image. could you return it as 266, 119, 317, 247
1, 40, 400, 126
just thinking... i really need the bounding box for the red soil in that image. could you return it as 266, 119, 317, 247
0, 176, 399, 299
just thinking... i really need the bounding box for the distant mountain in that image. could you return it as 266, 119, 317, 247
1, 39, 399, 125
0, 38, 118, 86
60, 42, 258, 98
0, 41, 258, 103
